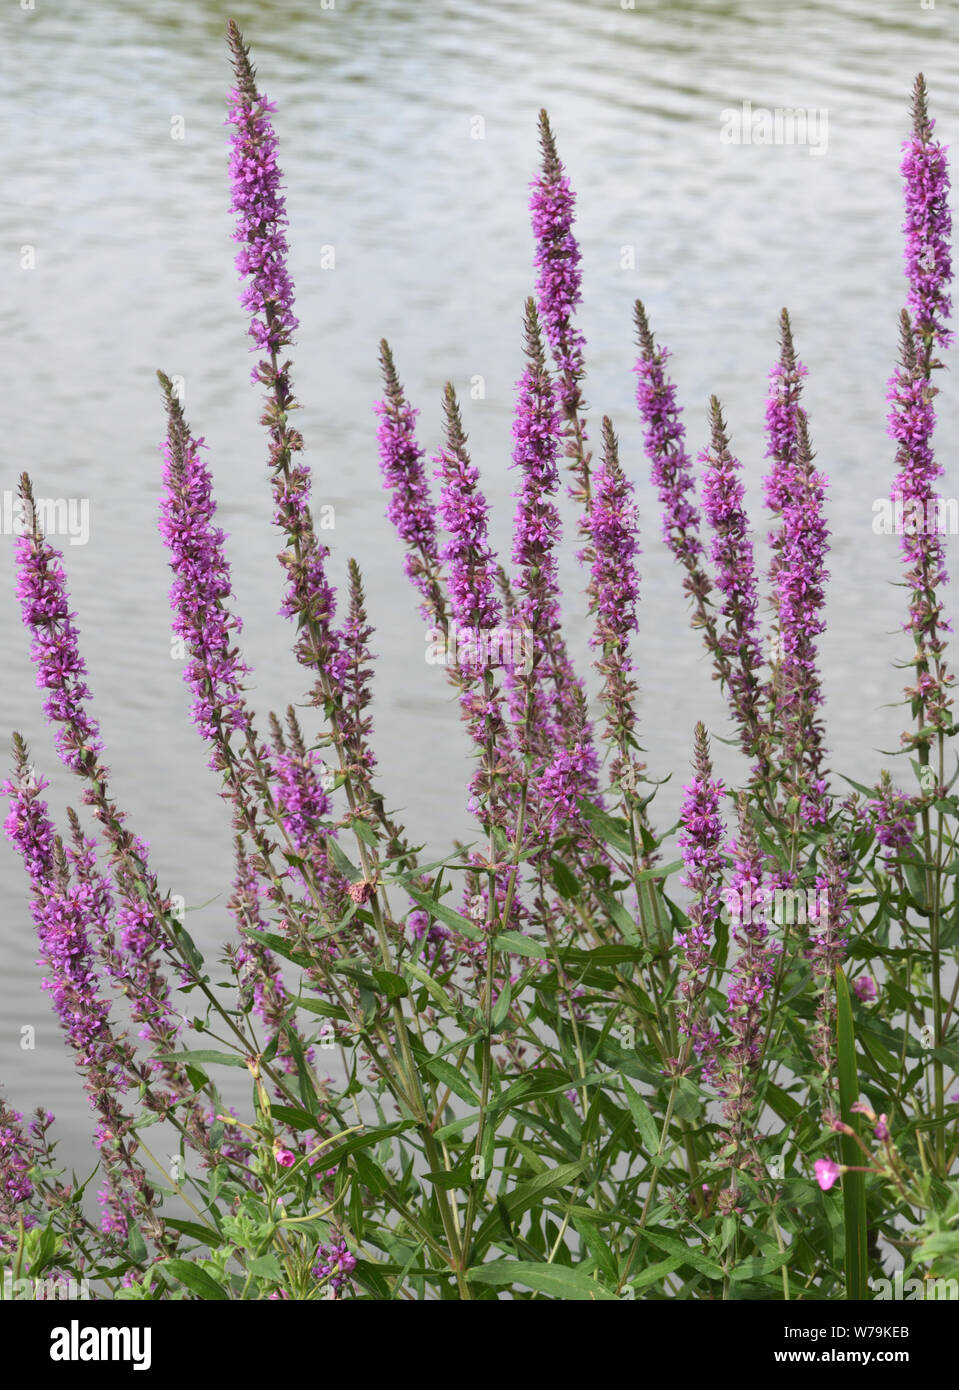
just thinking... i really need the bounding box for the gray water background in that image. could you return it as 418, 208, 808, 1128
1, 0, 957, 1180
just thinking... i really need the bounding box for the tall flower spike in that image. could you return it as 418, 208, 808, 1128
434, 384, 514, 830
775, 408, 830, 820
227, 20, 344, 697
226, 20, 298, 359
762, 309, 807, 744
902, 74, 953, 354
531, 110, 591, 514
674, 723, 726, 1081
699, 401, 766, 771
633, 300, 707, 579
587, 417, 641, 787
887, 310, 953, 749
507, 299, 596, 794
635, 304, 762, 781
158, 374, 253, 760
375, 341, 446, 627
14, 475, 103, 775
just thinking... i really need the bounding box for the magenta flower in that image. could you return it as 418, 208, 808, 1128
673, 723, 726, 1080
158, 384, 253, 757
313, 1236, 357, 1298
633, 301, 706, 577
226, 23, 299, 360
507, 300, 598, 828
274, 1147, 296, 1168
814, 1158, 842, 1191
699, 401, 765, 764
587, 417, 642, 786
902, 75, 953, 351
13, 478, 103, 775
375, 341, 444, 625
530, 111, 587, 424
853, 976, 878, 1003
762, 314, 829, 809
887, 313, 954, 746
874, 1115, 890, 1142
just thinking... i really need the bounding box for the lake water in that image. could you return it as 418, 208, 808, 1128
1, 0, 957, 1174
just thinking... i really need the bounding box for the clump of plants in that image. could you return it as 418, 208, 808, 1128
1, 22, 956, 1301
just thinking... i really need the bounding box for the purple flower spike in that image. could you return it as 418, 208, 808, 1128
226, 22, 299, 361
530, 111, 587, 421
158, 378, 253, 761
375, 340, 445, 626
674, 723, 726, 1081
435, 385, 503, 661
902, 75, 953, 353
633, 301, 706, 578
700, 401, 765, 768
508, 300, 598, 827
887, 312, 954, 748
762, 314, 829, 804
588, 417, 642, 787
13, 476, 103, 775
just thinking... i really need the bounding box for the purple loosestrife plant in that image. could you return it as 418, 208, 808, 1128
6, 27, 959, 1304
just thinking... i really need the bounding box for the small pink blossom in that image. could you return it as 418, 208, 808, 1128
814, 1158, 842, 1191
274, 1147, 296, 1168
853, 976, 877, 1003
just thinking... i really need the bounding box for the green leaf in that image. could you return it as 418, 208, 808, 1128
402, 960, 457, 1014
271, 1103, 321, 1133
491, 983, 512, 1031
371, 969, 409, 1000
157, 1050, 247, 1069
247, 1253, 284, 1281
406, 885, 484, 942
161, 1259, 230, 1301
728, 1251, 792, 1281
627, 1254, 684, 1293
165, 1219, 224, 1248
575, 799, 632, 857
127, 1224, 148, 1264
328, 839, 362, 883
836, 966, 868, 1301
492, 931, 551, 960
549, 858, 582, 900
621, 1078, 660, 1155
466, 1260, 617, 1300
425, 1057, 480, 1106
